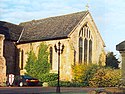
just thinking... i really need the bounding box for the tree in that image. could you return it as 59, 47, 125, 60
25, 49, 37, 77
25, 43, 50, 79
35, 43, 50, 78
105, 52, 120, 69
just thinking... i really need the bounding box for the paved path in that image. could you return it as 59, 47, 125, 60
0, 87, 125, 94
0, 87, 104, 94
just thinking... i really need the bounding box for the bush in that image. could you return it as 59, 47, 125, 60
48, 81, 86, 87
48, 80, 57, 87
60, 81, 71, 87
39, 73, 58, 82
72, 64, 99, 86
70, 82, 87, 87
89, 68, 121, 87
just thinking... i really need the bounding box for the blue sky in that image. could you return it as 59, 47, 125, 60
0, 0, 125, 57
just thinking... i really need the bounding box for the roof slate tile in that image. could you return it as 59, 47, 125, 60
19, 11, 88, 43
0, 11, 88, 43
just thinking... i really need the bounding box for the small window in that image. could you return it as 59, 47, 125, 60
74, 50, 76, 65
21, 50, 24, 70
50, 47, 53, 69
79, 37, 83, 63
79, 28, 83, 37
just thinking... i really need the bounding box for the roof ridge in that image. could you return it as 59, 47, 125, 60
19, 11, 88, 25
0, 21, 21, 27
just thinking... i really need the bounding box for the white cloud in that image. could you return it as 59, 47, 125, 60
0, 0, 87, 24
0, 0, 125, 54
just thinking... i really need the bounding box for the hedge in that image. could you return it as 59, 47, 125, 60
39, 73, 58, 82
89, 68, 121, 87
48, 81, 86, 87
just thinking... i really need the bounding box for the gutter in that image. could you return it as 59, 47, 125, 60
16, 36, 69, 45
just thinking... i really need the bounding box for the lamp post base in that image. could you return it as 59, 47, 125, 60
56, 86, 60, 93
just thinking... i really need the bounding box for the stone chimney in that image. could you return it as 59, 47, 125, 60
0, 34, 6, 85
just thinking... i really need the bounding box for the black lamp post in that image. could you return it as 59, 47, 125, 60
54, 41, 64, 93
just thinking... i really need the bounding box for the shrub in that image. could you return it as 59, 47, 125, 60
60, 81, 71, 87
48, 80, 57, 87
70, 82, 87, 87
48, 81, 86, 87
89, 68, 121, 87
39, 73, 58, 82
72, 64, 99, 86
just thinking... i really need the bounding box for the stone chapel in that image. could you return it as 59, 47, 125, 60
0, 11, 106, 81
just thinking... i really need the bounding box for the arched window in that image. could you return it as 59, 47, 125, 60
79, 37, 83, 63
89, 40, 92, 63
50, 47, 53, 69
79, 24, 93, 64
84, 38, 88, 64
79, 28, 83, 37
20, 49, 24, 70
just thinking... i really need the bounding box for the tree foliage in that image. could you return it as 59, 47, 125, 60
105, 52, 120, 69
25, 43, 50, 79
25, 49, 37, 76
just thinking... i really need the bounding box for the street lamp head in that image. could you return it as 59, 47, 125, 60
61, 44, 64, 54
54, 44, 57, 52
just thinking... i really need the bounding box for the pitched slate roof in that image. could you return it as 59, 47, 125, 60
19, 11, 88, 43
116, 41, 125, 51
0, 11, 88, 43
0, 21, 23, 41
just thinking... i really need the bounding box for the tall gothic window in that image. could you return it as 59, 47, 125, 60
79, 37, 83, 63
79, 24, 93, 64
89, 40, 92, 63
84, 38, 88, 64
50, 47, 53, 69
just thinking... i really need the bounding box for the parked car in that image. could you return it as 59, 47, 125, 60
12, 75, 39, 87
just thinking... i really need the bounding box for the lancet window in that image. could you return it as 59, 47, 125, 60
79, 24, 93, 64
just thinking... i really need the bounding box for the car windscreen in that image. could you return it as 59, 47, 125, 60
22, 75, 33, 79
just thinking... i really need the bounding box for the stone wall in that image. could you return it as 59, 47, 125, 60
3, 41, 20, 75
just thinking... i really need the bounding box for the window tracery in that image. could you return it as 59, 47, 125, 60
78, 24, 93, 64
